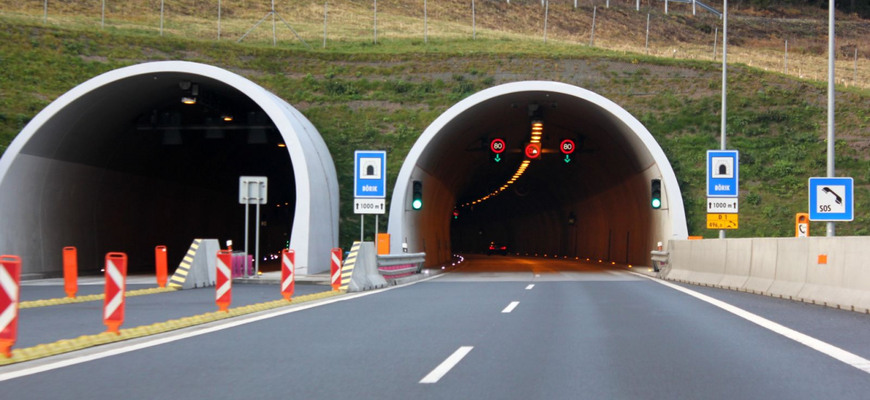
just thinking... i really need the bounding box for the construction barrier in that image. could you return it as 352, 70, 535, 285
0, 255, 21, 358
281, 249, 295, 301
330, 248, 342, 291
155, 245, 168, 288
216, 250, 232, 312
103, 253, 127, 335
62, 246, 77, 298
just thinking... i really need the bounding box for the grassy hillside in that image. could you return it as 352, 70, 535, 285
0, 2, 868, 248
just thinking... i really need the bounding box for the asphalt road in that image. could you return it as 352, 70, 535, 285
4, 255, 870, 399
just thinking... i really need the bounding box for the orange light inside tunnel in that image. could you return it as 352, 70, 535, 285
460, 160, 532, 209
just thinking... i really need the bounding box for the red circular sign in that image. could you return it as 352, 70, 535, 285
525, 143, 541, 159
560, 139, 575, 154
490, 138, 506, 154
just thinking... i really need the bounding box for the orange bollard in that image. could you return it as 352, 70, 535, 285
62, 246, 78, 298
103, 253, 127, 335
155, 246, 168, 288
0, 255, 21, 358
215, 250, 232, 312
330, 248, 342, 291
281, 249, 295, 301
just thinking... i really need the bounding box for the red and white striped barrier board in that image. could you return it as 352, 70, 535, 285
216, 250, 232, 312
0, 255, 21, 358
330, 248, 342, 291
281, 249, 295, 301
103, 253, 127, 334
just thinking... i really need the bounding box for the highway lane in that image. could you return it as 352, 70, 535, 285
3, 255, 870, 399
16, 281, 330, 348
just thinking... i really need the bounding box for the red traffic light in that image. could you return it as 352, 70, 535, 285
490, 138, 506, 154
524, 143, 541, 159
560, 139, 575, 154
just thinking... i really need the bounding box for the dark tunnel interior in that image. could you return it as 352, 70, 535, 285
13, 73, 296, 275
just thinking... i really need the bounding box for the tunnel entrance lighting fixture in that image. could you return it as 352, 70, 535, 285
221, 114, 234, 122
181, 96, 197, 105
530, 120, 543, 144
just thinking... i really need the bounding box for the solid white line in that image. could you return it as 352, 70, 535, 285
632, 272, 870, 375
419, 346, 473, 384
502, 301, 520, 313
0, 273, 447, 382
525, 284, 535, 290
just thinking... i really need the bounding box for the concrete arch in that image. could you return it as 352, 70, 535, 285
0, 61, 337, 277
388, 81, 687, 266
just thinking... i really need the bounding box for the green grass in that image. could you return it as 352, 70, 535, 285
0, 14, 868, 248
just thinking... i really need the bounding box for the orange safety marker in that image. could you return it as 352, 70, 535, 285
330, 248, 342, 291
215, 250, 232, 312
155, 245, 168, 288
62, 246, 78, 298
0, 255, 21, 358
103, 253, 127, 335
281, 249, 295, 301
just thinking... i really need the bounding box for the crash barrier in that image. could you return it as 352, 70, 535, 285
663, 236, 870, 312
281, 249, 295, 301
342, 242, 387, 292
103, 253, 127, 334
169, 239, 220, 289
155, 245, 168, 288
377, 252, 426, 280
0, 255, 21, 358
330, 248, 342, 291
215, 250, 232, 312
62, 247, 77, 298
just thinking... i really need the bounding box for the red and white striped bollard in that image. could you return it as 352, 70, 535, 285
216, 250, 232, 312
330, 248, 342, 291
281, 249, 295, 301
0, 255, 21, 358
103, 253, 127, 334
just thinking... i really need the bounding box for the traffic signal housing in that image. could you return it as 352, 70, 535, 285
651, 179, 662, 209
411, 180, 423, 210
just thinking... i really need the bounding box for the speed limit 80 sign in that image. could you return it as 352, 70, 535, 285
490, 138, 505, 153
560, 139, 575, 154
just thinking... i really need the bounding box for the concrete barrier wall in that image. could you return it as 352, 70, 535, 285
663, 236, 870, 313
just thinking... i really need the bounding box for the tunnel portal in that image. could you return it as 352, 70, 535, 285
388, 81, 688, 267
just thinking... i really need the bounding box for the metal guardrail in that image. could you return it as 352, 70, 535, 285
650, 250, 669, 273
376, 252, 425, 279
664, 0, 722, 18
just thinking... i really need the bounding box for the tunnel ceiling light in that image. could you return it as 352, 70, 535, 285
181, 96, 197, 105
222, 114, 234, 122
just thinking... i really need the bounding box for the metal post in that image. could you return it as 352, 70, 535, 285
665, 0, 668, 14
826, 0, 835, 237
472, 0, 476, 40
360, 215, 365, 242
244, 201, 250, 278
375, 215, 379, 250
255, 201, 261, 276
636, 0, 640, 12
543, 0, 549, 43
645, 13, 650, 55
323, 1, 328, 48
784, 39, 788, 74
272, 0, 277, 46
374, 0, 378, 44
160, 0, 164, 36
720, 0, 728, 239
424, 0, 428, 43
713, 27, 718, 60
590, 6, 597, 47
693, 0, 696, 15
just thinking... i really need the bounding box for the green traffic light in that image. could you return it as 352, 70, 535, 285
412, 199, 423, 210
651, 198, 661, 209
